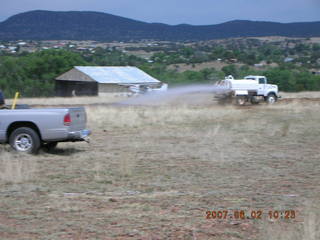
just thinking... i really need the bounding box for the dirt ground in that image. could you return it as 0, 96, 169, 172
1, 93, 320, 239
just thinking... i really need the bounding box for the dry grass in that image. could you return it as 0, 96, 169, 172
0, 149, 38, 183
0, 93, 320, 239
280, 91, 320, 99
258, 199, 320, 240
5, 90, 320, 107
5, 94, 128, 106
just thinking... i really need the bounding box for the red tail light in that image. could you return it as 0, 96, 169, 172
64, 113, 72, 126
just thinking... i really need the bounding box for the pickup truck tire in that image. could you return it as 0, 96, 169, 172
9, 127, 41, 154
266, 93, 277, 104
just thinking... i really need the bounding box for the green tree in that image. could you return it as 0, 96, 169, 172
221, 65, 238, 77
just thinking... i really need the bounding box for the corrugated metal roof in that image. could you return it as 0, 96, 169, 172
74, 66, 160, 84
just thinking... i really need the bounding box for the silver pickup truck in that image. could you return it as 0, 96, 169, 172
0, 107, 91, 153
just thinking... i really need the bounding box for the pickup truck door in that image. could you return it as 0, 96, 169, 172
257, 78, 266, 95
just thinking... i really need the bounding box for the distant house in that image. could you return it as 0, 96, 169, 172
254, 63, 264, 68
228, 58, 238, 63
284, 57, 294, 63
55, 66, 163, 96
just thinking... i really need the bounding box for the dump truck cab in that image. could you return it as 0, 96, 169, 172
243, 75, 278, 97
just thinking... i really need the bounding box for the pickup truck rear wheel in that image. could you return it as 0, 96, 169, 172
9, 127, 41, 154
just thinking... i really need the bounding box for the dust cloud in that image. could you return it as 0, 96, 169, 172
120, 84, 229, 105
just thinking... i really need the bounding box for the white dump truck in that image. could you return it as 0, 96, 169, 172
215, 75, 280, 105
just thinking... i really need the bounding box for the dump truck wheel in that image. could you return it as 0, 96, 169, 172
236, 96, 246, 106
250, 96, 260, 105
9, 127, 41, 154
266, 93, 277, 104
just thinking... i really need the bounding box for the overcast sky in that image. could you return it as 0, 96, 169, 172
1, 0, 319, 25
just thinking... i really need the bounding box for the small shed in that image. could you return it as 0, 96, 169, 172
55, 66, 162, 96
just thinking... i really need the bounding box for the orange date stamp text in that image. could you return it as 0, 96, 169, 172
205, 210, 296, 220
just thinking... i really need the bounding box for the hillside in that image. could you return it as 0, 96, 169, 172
0, 11, 320, 41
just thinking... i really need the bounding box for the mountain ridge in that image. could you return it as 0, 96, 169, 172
0, 10, 319, 41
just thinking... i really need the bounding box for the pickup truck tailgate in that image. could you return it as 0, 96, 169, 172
68, 108, 87, 132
